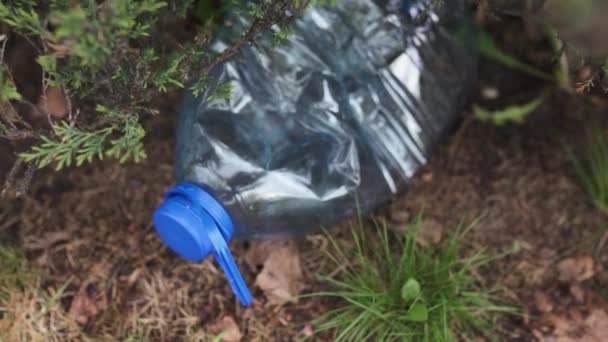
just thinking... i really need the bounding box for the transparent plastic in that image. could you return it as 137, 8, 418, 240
174, 0, 477, 239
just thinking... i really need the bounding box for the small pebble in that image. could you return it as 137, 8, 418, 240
481, 85, 499, 100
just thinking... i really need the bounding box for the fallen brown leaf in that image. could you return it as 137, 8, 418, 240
301, 324, 314, 338
544, 313, 574, 338
584, 309, 608, 341
534, 291, 554, 313
0, 100, 20, 124
539, 309, 608, 342
539, 248, 556, 260
253, 239, 304, 305
68, 282, 99, 325
417, 218, 443, 247
569, 285, 585, 303
212, 316, 242, 342
480, 85, 500, 100
23, 231, 71, 250
125, 268, 143, 287
38, 86, 67, 118
515, 259, 549, 286
47, 41, 71, 57
244, 241, 273, 271
557, 255, 595, 283
421, 171, 433, 182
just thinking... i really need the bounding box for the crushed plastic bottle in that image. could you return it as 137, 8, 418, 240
153, 0, 477, 305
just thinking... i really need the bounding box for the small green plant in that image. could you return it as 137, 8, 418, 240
20, 111, 146, 169
310, 215, 515, 341
474, 95, 545, 126
570, 127, 608, 212
0, 0, 316, 190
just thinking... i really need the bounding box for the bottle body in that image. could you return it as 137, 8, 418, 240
175, 0, 477, 239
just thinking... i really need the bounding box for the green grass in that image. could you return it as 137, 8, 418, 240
0, 244, 38, 303
0, 244, 82, 342
310, 215, 515, 342
474, 96, 545, 126
570, 127, 608, 213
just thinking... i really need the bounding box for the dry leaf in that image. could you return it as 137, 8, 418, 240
544, 313, 572, 336
47, 41, 71, 57
532, 329, 545, 341
481, 85, 500, 100
584, 309, 608, 341
417, 218, 443, 247
23, 231, 71, 250
68, 282, 99, 325
515, 259, 548, 286
244, 241, 273, 271
125, 268, 143, 287
569, 285, 585, 303
539, 248, 556, 260
0, 100, 20, 123
534, 291, 554, 313
557, 255, 595, 283
254, 239, 304, 305
38, 86, 67, 118
421, 171, 433, 182
301, 324, 314, 337
539, 309, 608, 342
212, 316, 242, 342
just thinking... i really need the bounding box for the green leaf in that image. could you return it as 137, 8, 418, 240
0, 3, 9, 18
247, 3, 264, 19
401, 278, 421, 303
53, 7, 86, 38
153, 52, 188, 92
17, 121, 133, 169
405, 302, 428, 322
273, 26, 294, 48
0, 70, 21, 101
189, 78, 209, 97
0, 4, 44, 35
95, 104, 109, 113
208, 80, 233, 102
37, 55, 57, 72
474, 96, 545, 126
138, 0, 167, 13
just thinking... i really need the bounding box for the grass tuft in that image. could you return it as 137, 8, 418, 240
0, 244, 79, 342
0, 244, 38, 303
310, 214, 515, 342
0, 244, 226, 341
570, 127, 608, 213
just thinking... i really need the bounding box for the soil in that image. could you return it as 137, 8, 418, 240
2, 9, 608, 342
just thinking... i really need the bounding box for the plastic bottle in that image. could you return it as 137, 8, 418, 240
153, 0, 477, 305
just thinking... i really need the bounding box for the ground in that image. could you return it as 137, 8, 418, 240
2, 9, 608, 342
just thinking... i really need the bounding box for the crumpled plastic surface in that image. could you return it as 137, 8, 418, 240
175, 0, 477, 239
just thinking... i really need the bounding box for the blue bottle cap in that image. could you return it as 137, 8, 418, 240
153, 182, 253, 306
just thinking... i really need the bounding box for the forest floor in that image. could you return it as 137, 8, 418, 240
2, 8, 608, 342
